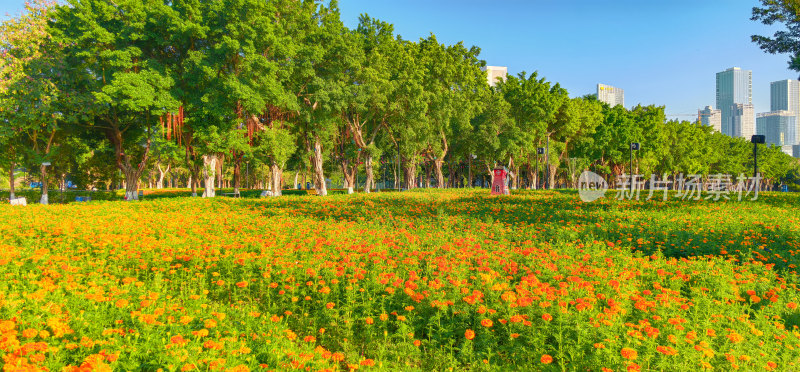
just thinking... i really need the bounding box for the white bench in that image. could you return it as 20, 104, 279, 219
10, 197, 27, 206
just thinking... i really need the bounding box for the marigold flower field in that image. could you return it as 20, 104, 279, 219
2, 190, 800, 371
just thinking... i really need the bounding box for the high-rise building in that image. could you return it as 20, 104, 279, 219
756, 111, 796, 154
770, 80, 800, 149
596, 83, 624, 107
794, 144, 800, 158
770, 80, 800, 113
698, 105, 722, 132
482, 66, 507, 87
716, 67, 752, 137
731, 103, 755, 139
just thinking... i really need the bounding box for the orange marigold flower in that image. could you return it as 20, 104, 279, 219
481, 319, 493, 327
541, 354, 553, 364
542, 313, 553, 322
465, 329, 475, 340
727, 332, 743, 343
360, 359, 375, 366
325, 302, 335, 309
236, 281, 248, 288
413, 339, 421, 347
788, 302, 798, 310
365, 317, 374, 325
656, 345, 677, 356
510, 333, 520, 339
621, 347, 638, 360
22, 328, 38, 338
765, 362, 777, 370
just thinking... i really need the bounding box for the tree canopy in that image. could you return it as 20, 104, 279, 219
0, 0, 797, 200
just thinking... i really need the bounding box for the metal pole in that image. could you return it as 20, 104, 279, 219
753, 143, 758, 178
630, 145, 634, 194
545, 136, 550, 190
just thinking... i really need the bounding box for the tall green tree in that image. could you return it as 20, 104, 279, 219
0, 0, 62, 203
51, 0, 180, 200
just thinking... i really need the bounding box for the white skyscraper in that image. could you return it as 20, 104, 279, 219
770, 80, 800, 113
756, 110, 796, 155
716, 67, 752, 137
482, 66, 507, 87
731, 103, 755, 139
769, 79, 800, 151
698, 106, 722, 132
596, 83, 624, 107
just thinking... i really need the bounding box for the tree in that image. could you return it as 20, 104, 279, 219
384, 39, 428, 190
282, 0, 351, 197
751, 0, 800, 74
51, 0, 180, 201
336, 15, 394, 193
498, 71, 567, 189
0, 0, 62, 203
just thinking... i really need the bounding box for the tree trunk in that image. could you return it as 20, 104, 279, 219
529, 165, 538, 190
548, 164, 557, 190
157, 163, 170, 189
9, 161, 15, 200
311, 135, 327, 196
294, 171, 300, 189
424, 163, 431, 188
39, 164, 49, 204
364, 155, 375, 193
233, 151, 242, 195
186, 146, 200, 196
270, 161, 283, 197
202, 154, 217, 198
403, 162, 416, 190
216, 154, 224, 189
447, 162, 455, 188
434, 158, 445, 189
467, 156, 473, 188
340, 158, 356, 194
123, 167, 139, 201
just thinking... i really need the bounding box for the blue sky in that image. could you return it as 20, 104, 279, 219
336, 0, 790, 121
0, 0, 792, 121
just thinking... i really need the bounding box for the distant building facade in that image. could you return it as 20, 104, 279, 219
698, 105, 722, 132
596, 83, 624, 107
731, 103, 755, 139
756, 110, 796, 155
716, 67, 752, 137
794, 144, 800, 158
482, 66, 507, 87
770, 79, 800, 113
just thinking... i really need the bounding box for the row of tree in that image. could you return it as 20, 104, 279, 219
1, 0, 798, 202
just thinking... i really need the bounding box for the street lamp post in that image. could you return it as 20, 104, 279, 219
630, 142, 640, 194
751, 135, 765, 178
536, 147, 545, 189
